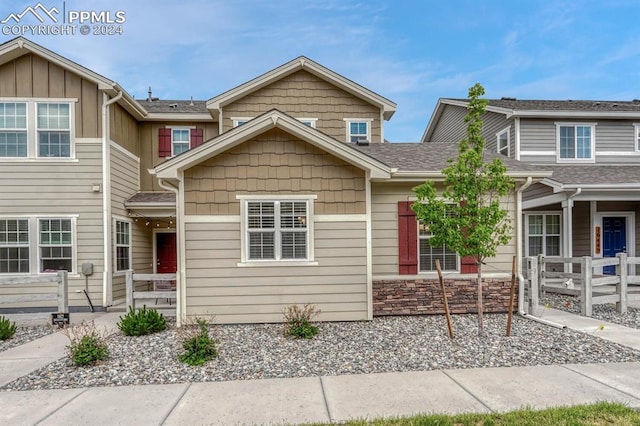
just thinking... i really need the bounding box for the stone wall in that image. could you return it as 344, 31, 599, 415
373, 279, 517, 316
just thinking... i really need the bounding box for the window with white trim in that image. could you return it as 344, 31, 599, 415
556, 123, 595, 162
497, 128, 510, 156
39, 218, 73, 272
245, 200, 309, 261
345, 119, 371, 143
634, 124, 640, 152
418, 217, 458, 272
115, 220, 131, 271
37, 103, 71, 157
232, 117, 252, 127
526, 213, 561, 257
0, 219, 29, 273
297, 118, 317, 128
0, 102, 27, 157
171, 128, 190, 156
0, 99, 74, 159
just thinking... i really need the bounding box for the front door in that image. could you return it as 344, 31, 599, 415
602, 217, 626, 275
156, 232, 177, 274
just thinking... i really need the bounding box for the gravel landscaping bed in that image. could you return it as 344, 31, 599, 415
541, 293, 640, 329
0, 325, 55, 353
3, 313, 640, 391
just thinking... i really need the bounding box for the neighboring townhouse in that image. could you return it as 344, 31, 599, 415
424, 98, 640, 275
0, 37, 549, 323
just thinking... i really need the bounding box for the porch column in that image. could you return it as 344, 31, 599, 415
562, 197, 573, 273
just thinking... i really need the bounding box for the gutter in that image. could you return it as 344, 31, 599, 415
101, 90, 123, 307
515, 176, 565, 329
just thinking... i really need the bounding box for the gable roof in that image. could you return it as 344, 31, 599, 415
0, 37, 146, 119
422, 97, 640, 142
154, 109, 393, 180
206, 56, 397, 120
543, 165, 640, 190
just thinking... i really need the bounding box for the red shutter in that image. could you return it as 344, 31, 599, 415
158, 128, 172, 157
398, 201, 418, 274
190, 128, 204, 149
460, 256, 478, 273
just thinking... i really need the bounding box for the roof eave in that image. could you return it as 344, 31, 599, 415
511, 110, 640, 119
142, 112, 215, 122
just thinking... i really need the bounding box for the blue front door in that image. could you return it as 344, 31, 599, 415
602, 217, 626, 275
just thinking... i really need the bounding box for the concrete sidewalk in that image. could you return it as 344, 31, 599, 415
2, 308, 640, 425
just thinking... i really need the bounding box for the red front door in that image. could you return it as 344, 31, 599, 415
156, 232, 177, 273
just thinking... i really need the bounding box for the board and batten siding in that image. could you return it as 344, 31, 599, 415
0, 141, 104, 309
222, 70, 382, 143
520, 118, 640, 164
184, 221, 368, 323
371, 182, 517, 277
0, 53, 101, 138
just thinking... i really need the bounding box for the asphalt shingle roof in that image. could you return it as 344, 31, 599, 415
137, 100, 208, 113
126, 192, 176, 204
448, 98, 640, 112
544, 165, 640, 186
350, 142, 545, 174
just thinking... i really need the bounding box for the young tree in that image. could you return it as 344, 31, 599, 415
412, 83, 515, 335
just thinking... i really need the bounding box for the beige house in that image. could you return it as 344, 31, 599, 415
0, 37, 548, 323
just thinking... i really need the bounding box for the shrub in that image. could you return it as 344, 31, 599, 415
0, 315, 17, 340
283, 304, 320, 339
178, 317, 218, 366
117, 305, 167, 336
61, 321, 109, 367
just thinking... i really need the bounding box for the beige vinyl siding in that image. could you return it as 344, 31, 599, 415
0, 53, 101, 137
572, 202, 591, 257
183, 128, 366, 215
222, 70, 382, 143
0, 142, 104, 308
110, 103, 140, 157
110, 145, 140, 301
184, 220, 367, 323
138, 121, 218, 191
523, 183, 554, 202
371, 182, 517, 277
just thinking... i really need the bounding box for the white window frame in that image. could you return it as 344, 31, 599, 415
555, 122, 596, 163
524, 212, 562, 257
37, 216, 77, 274
237, 194, 317, 266
0, 102, 28, 158
113, 217, 132, 273
344, 118, 373, 143
231, 117, 252, 128
170, 126, 193, 157
634, 123, 640, 152
0, 218, 30, 274
296, 118, 317, 128
417, 203, 459, 273
0, 98, 76, 161
496, 127, 510, 157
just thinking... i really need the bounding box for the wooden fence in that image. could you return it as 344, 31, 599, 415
125, 271, 176, 311
0, 271, 69, 313
527, 253, 640, 317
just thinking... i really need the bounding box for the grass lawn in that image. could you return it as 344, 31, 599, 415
313, 402, 640, 425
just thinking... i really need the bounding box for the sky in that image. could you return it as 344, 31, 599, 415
1, 0, 640, 142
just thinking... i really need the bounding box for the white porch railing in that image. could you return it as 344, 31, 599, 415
0, 271, 69, 313
527, 253, 640, 317
125, 271, 176, 311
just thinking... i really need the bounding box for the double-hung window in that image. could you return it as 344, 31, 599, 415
556, 123, 595, 162
0, 102, 27, 157
115, 220, 131, 272
0, 219, 29, 273
39, 218, 73, 272
37, 103, 71, 157
526, 213, 561, 257
171, 128, 190, 156
345, 119, 372, 143
497, 128, 510, 156
242, 197, 313, 262
418, 220, 458, 272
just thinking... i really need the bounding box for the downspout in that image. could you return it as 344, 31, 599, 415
157, 178, 181, 325
516, 176, 565, 328
101, 90, 123, 307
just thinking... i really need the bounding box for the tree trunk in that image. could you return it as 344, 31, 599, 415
477, 262, 484, 335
